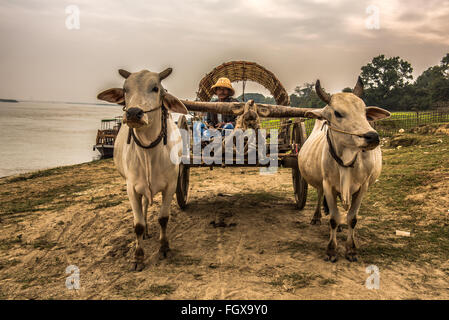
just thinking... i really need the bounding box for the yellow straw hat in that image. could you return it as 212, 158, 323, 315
211, 77, 235, 96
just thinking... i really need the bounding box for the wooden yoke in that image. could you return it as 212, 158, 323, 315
179, 100, 315, 118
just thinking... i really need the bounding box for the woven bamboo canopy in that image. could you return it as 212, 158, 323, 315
196, 61, 290, 106
181, 61, 315, 118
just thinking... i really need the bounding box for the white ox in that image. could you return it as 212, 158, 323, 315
98, 68, 188, 271
298, 78, 390, 262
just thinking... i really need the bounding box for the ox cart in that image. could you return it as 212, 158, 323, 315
176, 61, 312, 210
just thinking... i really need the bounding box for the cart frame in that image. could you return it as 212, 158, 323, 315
176, 61, 308, 210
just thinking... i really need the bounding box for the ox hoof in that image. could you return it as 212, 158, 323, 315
345, 253, 358, 262
325, 245, 338, 263
158, 240, 170, 259
324, 255, 338, 263
130, 261, 145, 272
310, 218, 321, 225
345, 247, 358, 262
158, 249, 171, 259
337, 225, 343, 233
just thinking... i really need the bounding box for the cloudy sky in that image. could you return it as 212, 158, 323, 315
0, 0, 448, 103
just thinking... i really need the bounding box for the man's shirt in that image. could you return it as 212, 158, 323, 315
205, 96, 239, 126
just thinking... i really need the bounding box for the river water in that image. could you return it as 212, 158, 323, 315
0, 102, 123, 177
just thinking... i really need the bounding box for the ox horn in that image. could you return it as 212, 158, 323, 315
315, 80, 331, 104
118, 69, 131, 79
159, 68, 173, 81
353, 76, 364, 97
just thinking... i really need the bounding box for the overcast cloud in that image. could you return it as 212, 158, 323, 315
0, 0, 448, 102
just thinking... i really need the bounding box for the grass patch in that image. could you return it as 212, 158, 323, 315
32, 238, 57, 250
319, 278, 338, 286
90, 193, 126, 209
4, 167, 66, 183
0, 237, 22, 250
0, 259, 21, 270
94, 199, 123, 209
0, 158, 113, 185
358, 134, 449, 262
0, 182, 92, 217
148, 284, 176, 296
363, 134, 449, 213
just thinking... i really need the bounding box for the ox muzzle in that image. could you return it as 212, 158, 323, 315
124, 107, 146, 128
362, 131, 380, 150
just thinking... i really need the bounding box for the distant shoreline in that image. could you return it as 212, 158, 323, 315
0, 158, 103, 179
0, 99, 116, 106
0, 98, 18, 103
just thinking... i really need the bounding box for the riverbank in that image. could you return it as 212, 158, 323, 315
0, 101, 122, 177
0, 132, 448, 299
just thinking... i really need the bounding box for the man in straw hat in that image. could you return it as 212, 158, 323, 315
206, 77, 238, 129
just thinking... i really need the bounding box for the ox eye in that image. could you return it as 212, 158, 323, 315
334, 111, 343, 118
151, 87, 159, 93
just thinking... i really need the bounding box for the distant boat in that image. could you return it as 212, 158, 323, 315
93, 117, 122, 158
0, 98, 18, 103
93, 114, 193, 159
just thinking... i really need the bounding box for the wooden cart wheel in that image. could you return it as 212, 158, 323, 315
291, 122, 308, 210
176, 116, 190, 210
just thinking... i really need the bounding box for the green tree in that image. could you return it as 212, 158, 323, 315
361, 54, 413, 91
360, 54, 413, 110
441, 53, 449, 76
290, 82, 325, 108
411, 53, 449, 109
237, 93, 266, 103
236, 93, 277, 105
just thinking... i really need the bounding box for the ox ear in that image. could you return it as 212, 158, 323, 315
366, 107, 391, 121
305, 108, 325, 120
159, 68, 173, 81
163, 92, 188, 114
118, 69, 131, 79
256, 105, 270, 117
97, 88, 125, 105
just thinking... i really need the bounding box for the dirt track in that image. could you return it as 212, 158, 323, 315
0, 133, 448, 299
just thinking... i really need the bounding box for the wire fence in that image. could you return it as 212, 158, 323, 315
370, 110, 449, 136
261, 110, 449, 137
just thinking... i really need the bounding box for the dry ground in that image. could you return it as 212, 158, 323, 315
0, 132, 448, 299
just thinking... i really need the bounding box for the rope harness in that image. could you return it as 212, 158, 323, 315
126, 104, 168, 149
321, 120, 362, 168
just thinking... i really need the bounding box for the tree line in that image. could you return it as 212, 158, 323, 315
241, 53, 449, 111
